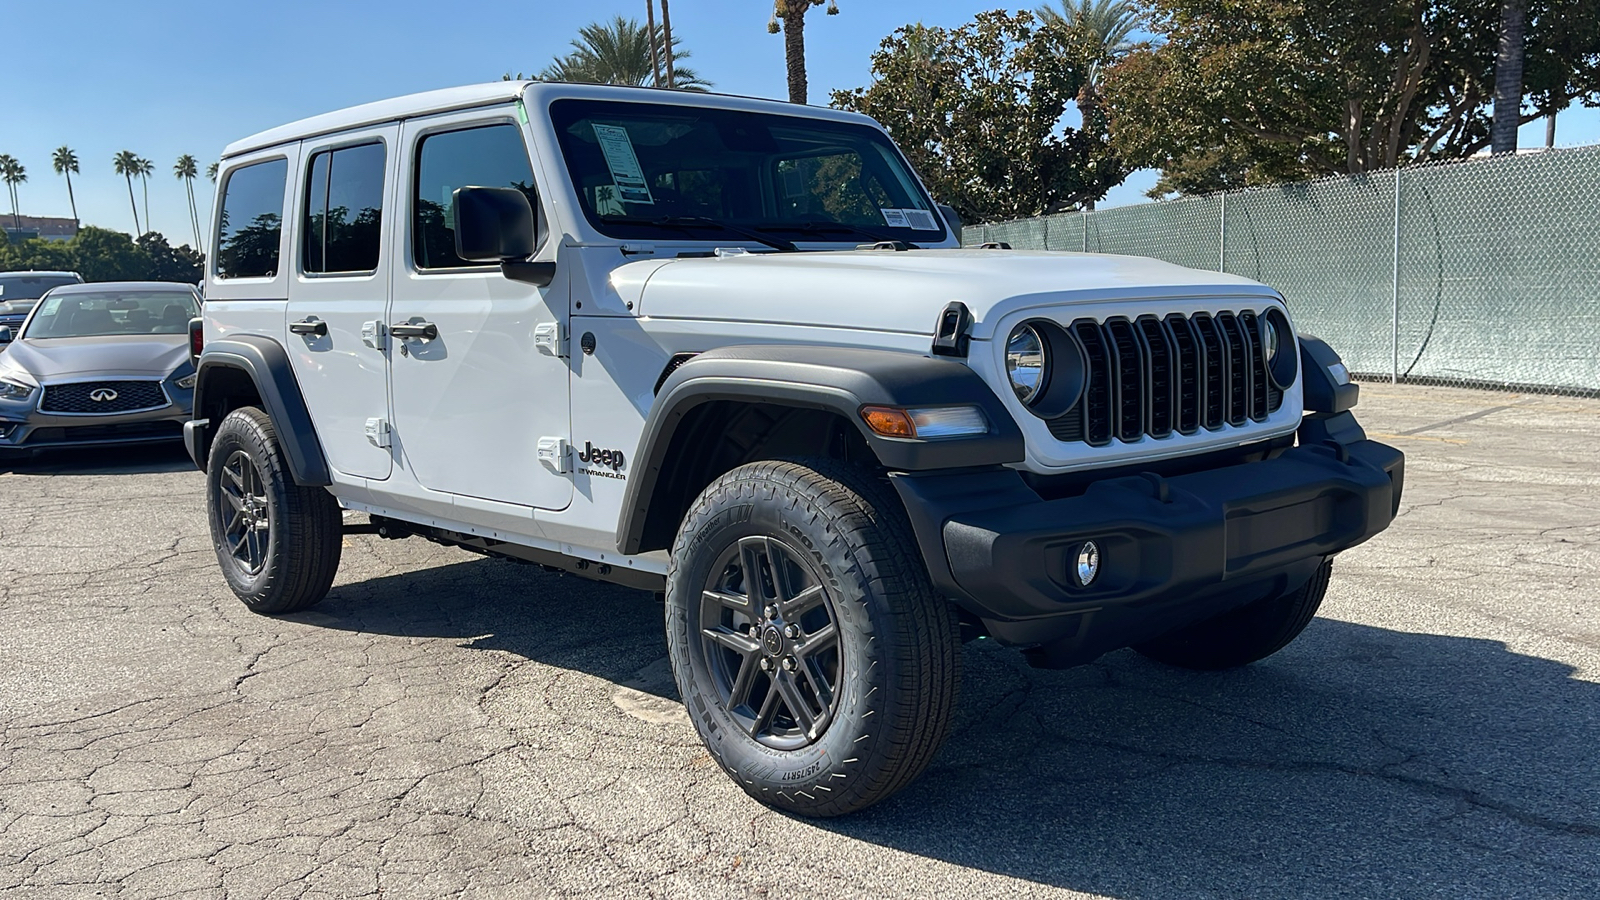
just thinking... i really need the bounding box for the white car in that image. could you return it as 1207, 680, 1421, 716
187, 81, 1402, 816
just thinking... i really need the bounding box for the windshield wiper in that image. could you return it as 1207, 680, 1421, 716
756, 220, 921, 249
599, 215, 798, 253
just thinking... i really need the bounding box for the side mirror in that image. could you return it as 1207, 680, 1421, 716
452, 186, 555, 287
0, 326, 11, 344
937, 203, 963, 243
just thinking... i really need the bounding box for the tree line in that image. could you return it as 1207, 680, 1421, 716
0, 226, 203, 285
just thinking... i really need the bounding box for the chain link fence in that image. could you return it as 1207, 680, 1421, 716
964, 145, 1600, 396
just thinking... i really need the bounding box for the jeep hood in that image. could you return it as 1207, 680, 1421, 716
1, 335, 191, 380
633, 249, 1278, 340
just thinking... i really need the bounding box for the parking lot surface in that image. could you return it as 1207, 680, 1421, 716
1, 384, 1597, 899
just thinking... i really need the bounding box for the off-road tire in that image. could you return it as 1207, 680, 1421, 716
666, 458, 960, 817
1135, 559, 1333, 670
206, 406, 341, 614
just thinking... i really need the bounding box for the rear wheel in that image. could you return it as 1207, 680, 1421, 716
1135, 559, 1333, 670
206, 406, 341, 614
666, 458, 960, 817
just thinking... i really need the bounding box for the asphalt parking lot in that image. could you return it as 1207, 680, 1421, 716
1, 383, 1596, 899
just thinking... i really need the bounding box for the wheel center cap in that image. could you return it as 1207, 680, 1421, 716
761, 625, 784, 656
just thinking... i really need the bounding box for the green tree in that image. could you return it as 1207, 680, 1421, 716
0, 226, 201, 284
136, 157, 155, 235
1105, 0, 1600, 196
175, 154, 202, 252
113, 151, 143, 234
0, 155, 24, 233
52, 147, 80, 224
538, 16, 709, 90
833, 11, 1125, 223
206, 161, 218, 183
768, 0, 840, 104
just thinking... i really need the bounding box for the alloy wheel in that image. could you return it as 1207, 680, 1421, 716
219, 449, 271, 576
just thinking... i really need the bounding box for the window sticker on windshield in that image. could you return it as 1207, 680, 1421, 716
592, 124, 654, 205
881, 208, 940, 231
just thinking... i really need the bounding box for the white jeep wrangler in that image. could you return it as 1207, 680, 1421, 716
188, 82, 1403, 817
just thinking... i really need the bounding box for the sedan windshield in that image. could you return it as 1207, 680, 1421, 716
23, 290, 199, 339
0, 273, 81, 305
550, 99, 947, 246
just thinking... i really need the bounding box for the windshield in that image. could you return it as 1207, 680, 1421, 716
0, 273, 81, 306
23, 290, 199, 339
550, 99, 947, 246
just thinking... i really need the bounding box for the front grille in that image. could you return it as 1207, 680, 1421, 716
1046, 311, 1283, 447
23, 420, 182, 445
40, 380, 168, 414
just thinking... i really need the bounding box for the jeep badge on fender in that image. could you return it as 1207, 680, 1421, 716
187, 80, 1402, 819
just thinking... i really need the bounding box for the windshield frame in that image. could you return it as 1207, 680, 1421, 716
546, 98, 950, 248
20, 288, 202, 340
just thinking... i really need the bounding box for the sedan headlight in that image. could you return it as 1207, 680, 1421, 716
175, 373, 198, 390
1005, 324, 1047, 404
0, 378, 35, 402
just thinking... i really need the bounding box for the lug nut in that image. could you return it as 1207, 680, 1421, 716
764, 605, 779, 620
759, 658, 774, 671
783, 625, 799, 639
748, 625, 760, 638
781, 657, 798, 672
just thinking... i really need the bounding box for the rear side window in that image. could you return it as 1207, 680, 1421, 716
412, 124, 539, 270
216, 159, 288, 279
303, 142, 386, 275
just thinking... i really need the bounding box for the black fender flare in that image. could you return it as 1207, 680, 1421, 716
191, 335, 332, 486
616, 344, 1024, 555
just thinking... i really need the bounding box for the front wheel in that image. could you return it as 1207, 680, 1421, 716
1135, 559, 1333, 670
666, 459, 959, 817
206, 406, 342, 614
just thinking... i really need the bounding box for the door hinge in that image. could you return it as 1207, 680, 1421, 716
537, 436, 569, 473
365, 417, 391, 449
534, 322, 565, 357
361, 320, 387, 351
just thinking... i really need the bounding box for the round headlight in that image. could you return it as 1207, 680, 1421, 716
1264, 318, 1280, 362
1006, 324, 1047, 405
1262, 308, 1297, 388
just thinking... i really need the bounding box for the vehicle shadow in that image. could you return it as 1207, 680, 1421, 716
0, 442, 196, 476
303, 557, 1600, 898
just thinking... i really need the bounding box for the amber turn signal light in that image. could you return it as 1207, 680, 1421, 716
860, 406, 917, 438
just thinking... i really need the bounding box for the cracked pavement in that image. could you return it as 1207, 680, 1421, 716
1, 383, 1596, 899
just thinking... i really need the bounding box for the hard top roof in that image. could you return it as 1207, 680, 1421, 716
222, 81, 878, 159
46, 281, 199, 294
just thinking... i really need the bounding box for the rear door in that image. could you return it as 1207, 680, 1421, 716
284, 126, 397, 480
386, 110, 571, 510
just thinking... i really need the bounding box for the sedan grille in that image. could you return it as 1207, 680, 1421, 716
40, 380, 169, 414
1047, 312, 1283, 447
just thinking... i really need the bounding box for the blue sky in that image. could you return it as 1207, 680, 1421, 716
4, 0, 1596, 245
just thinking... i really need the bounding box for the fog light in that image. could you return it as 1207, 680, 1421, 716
1075, 541, 1100, 586
0, 422, 16, 440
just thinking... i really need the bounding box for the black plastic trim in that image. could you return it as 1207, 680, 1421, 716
189, 336, 332, 485
617, 344, 1024, 555
1299, 334, 1360, 413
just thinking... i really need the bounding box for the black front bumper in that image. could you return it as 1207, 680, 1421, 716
891, 415, 1403, 665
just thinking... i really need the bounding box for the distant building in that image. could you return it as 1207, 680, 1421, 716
2, 215, 79, 244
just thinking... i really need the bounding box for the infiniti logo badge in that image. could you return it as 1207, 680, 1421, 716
90, 388, 118, 402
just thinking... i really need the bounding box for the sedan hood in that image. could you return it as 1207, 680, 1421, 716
633, 248, 1277, 340
2, 335, 191, 380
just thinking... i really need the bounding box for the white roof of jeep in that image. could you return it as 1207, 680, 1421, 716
223, 81, 880, 159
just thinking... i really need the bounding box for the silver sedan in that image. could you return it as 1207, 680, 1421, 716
0, 281, 201, 455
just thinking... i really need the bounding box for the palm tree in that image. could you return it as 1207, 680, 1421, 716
540, 16, 709, 91
52, 147, 80, 224
0, 155, 25, 233
136, 157, 155, 235
659, 0, 675, 86
206, 161, 218, 183
767, 0, 839, 105
1036, 0, 1140, 96
175, 154, 202, 251
1491, 0, 1526, 153
644, 1, 663, 87
114, 151, 143, 234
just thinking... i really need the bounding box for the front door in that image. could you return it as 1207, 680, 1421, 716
386, 110, 572, 511
284, 126, 397, 480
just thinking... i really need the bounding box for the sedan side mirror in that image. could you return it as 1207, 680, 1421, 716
452, 186, 555, 287
0, 326, 11, 344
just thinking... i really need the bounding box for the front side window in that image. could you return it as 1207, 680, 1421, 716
216, 159, 288, 279
549, 99, 946, 244
24, 290, 200, 339
303, 142, 386, 275
412, 124, 540, 270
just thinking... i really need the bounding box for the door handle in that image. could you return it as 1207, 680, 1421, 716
389, 322, 438, 341
289, 318, 328, 336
